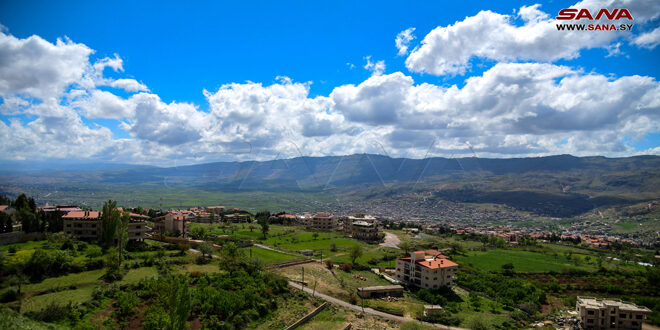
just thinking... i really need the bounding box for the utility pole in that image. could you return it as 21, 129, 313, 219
302, 267, 305, 285
312, 277, 317, 297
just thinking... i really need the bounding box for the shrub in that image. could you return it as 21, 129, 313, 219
0, 287, 20, 303
325, 260, 334, 269
339, 264, 352, 272
142, 305, 169, 330
115, 291, 139, 316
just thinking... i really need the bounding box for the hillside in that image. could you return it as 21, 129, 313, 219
0, 154, 658, 217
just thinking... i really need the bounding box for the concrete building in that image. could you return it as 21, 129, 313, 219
308, 212, 337, 231
347, 214, 381, 243
356, 285, 404, 299
63, 210, 149, 241
576, 296, 651, 330
224, 213, 251, 223
395, 250, 458, 289
424, 305, 443, 317
153, 212, 188, 237
205, 206, 225, 213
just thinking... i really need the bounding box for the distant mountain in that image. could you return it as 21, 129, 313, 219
1, 154, 658, 217
0, 160, 156, 174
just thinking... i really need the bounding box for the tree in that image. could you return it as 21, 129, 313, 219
399, 242, 412, 255
209, 212, 215, 224
16, 208, 38, 233
166, 276, 192, 330
312, 232, 319, 240
189, 226, 206, 240
219, 242, 243, 275
117, 211, 130, 266
330, 242, 337, 252
101, 200, 120, 249
198, 241, 215, 259
258, 217, 269, 239
349, 245, 363, 264
0, 212, 11, 233
501, 262, 515, 275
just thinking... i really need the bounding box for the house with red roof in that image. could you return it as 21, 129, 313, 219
395, 250, 458, 289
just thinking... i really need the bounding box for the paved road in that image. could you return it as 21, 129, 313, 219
287, 281, 465, 330
380, 231, 402, 249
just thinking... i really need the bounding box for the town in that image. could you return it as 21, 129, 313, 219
0, 193, 657, 329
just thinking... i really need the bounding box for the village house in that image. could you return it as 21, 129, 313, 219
395, 250, 458, 289
308, 212, 338, 231
576, 296, 651, 330
346, 214, 381, 243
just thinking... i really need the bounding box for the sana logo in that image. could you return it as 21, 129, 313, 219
555, 8, 633, 20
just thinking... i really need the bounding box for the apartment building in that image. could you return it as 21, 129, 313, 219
63, 210, 149, 241
153, 212, 188, 237
395, 250, 458, 289
63, 211, 102, 240
346, 214, 381, 242
576, 296, 651, 330
308, 212, 338, 231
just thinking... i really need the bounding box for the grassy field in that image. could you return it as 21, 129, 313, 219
21, 285, 96, 313
455, 249, 596, 273
23, 269, 105, 293
241, 246, 301, 264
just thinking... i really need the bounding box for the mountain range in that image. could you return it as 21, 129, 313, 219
1, 154, 658, 217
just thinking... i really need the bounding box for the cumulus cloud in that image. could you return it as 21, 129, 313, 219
0, 28, 658, 163
633, 27, 660, 49
0, 31, 92, 100
395, 27, 416, 56
405, 1, 660, 76
363, 56, 386, 76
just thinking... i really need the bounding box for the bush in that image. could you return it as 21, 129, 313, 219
0, 287, 20, 303
116, 291, 139, 316
339, 264, 352, 272
325, 260, 334, 269
142, 305, 169, 330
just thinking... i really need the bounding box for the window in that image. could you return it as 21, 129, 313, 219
620, 314, 626, 319
635, 315, 642, 320
587, 319, 594, 324
588, 311, 595, 315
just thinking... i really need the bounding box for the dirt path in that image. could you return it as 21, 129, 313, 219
380, 231, 401, 249
288, 281, 465, 329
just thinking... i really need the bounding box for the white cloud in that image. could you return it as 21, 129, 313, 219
395, 27, 416, 56
633, 27, 660, 49
405, 1, 660, 76
0, 32, 92, 100
363, 56, 385, 76
0, 28, 658, 163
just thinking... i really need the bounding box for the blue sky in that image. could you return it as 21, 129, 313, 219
0, 0, 659, 165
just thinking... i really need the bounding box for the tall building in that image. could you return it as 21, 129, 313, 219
395, 250, 458, 289
576, 296, 651, 330
63, 210, 149, 241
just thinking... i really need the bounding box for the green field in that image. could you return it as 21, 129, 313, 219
455, 249, 595, 273
21, 285, 96, 313
241, 246, 301, 264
